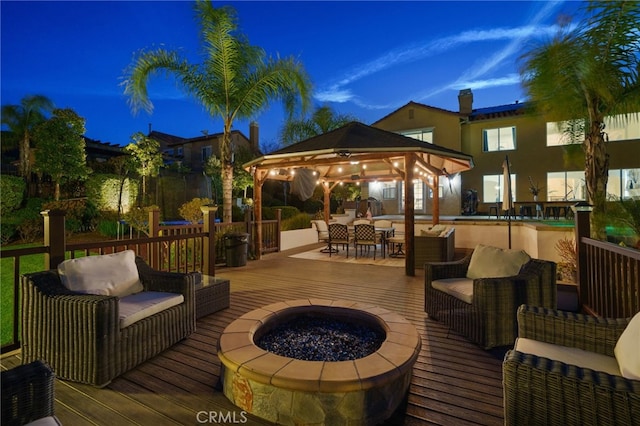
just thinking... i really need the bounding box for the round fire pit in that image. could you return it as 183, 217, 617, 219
217, 299, 421, 425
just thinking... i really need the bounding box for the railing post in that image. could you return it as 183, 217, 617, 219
572, 201, 593, 309
244, 207, 253, 258
42, 209, 66, 269
148, 207, 160, 268
201, 205, 218, 276
276, 208, 282, 252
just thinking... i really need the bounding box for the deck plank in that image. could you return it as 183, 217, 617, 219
1, 244, 508, 425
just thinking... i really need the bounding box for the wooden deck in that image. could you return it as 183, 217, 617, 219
1, 244, 507, 426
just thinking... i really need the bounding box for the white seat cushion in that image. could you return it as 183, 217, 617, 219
515, 337, 621, 377
614, 311, 640, 380
466, 244, 530, 279
58, 250, 143, 297
431, 278, 474, 304
119, 291, 184, 329
26, 416, 62, 426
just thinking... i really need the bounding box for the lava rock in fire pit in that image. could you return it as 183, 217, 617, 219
256, 315, 385, 361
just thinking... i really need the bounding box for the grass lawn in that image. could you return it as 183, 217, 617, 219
1, 243, 48, 347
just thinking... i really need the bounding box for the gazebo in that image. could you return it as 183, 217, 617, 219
244, 122, 474, 276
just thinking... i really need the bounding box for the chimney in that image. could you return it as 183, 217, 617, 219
250, 122, 260, 154
458, 89, 473, 116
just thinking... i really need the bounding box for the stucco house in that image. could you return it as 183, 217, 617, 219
371, 89, 640, 216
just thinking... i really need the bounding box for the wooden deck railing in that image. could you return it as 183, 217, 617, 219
1, 206, 281, 353
574, 204, 640, 318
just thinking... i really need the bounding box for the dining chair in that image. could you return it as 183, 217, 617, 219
354, 223, 380, 260
328, 223, 352, 258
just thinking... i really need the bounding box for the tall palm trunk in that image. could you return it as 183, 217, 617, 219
221, 121, 234, 223
584, 119, 609, 239
20, 131, 30, 178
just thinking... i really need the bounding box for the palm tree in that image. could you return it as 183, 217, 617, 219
123, 1, 312, 223
519, 0, 640, 239
1, 94, 54, 179
280, 105, 357, 146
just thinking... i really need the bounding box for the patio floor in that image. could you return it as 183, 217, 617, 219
1, 244, 507, 425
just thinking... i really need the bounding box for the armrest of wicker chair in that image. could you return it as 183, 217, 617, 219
503, 305, 640, 425
424, 254, 471, 281
516, 305, 630, 356
1, 360, 55, 426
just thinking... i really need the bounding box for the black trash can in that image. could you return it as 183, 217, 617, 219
224, 232, 249, 267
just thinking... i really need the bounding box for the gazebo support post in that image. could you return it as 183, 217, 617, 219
253, 169, 266, 260
323, 183, 331, 223
432, 174, 440, 225
405, 153, 416, 277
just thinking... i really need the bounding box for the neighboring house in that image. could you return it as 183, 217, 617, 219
150, 122, 261, 172
84, 137, 125, 163
372, 89, 640, 216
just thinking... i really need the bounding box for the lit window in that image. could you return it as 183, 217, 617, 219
483, 127, 516, 151
608, 168, 640, 199
400, 181, 424, 211
401, 128, 433, 144
547, 171, 586, 201
381, 183, 397, 200
482, 174, 516, 203
604, 113, 640, 141
546, 120, 585, 146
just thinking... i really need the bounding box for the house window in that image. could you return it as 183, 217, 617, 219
177, 147, 183, 156
382, 183, 397, 200
428, 186, 444, 199
483, 127, 516, 151
546, 120, 585, 146
608, 168, 640, 198
202, 146, 212, 161
547, 171, 586, 201
604, 113, 640, 141
401, 128, 433, 144
400, 181, 424, 211
482, 174, 516, 203
547, 113, 640, 145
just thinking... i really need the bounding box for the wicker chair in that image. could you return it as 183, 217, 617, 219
503, 305, 640, 426
424, 252, 557, 349
1, 360, 56, 426
21, 256, 198, 387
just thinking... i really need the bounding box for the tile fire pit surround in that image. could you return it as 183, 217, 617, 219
217, 299, 421, 425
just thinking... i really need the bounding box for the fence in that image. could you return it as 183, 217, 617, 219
0, 206, 281, 353
574, 204, 640, 318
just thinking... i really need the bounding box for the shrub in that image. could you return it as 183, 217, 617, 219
85, 173, 138, 214
271, 206, 301, 220
1, 224, 17, 245
124, 206, 160, 237
97, 220, 120, 238
0, 175, 25, 215
281, 213, 312, 231
178, 198, 214, 224
17, 218, 43, 243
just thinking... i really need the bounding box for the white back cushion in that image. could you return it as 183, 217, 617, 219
614, 311, 640, 380
466, 244, 530, 279
58, 250, 143, 297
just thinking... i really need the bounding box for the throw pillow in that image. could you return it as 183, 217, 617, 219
614, 311, 640, 380
466, 244, 531, 279
420, 229, 440, 237
58, 250, 143, 297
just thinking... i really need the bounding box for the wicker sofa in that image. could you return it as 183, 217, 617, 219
21, 255, 198, 387
1, 360, 56, 426
414, 226, 455, 268
424, 246, 557, 349
503, 305, 640, 425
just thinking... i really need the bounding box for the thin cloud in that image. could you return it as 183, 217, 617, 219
317, 1, 567, 106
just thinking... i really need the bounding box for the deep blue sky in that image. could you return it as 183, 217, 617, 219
1, 1, 584, 151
